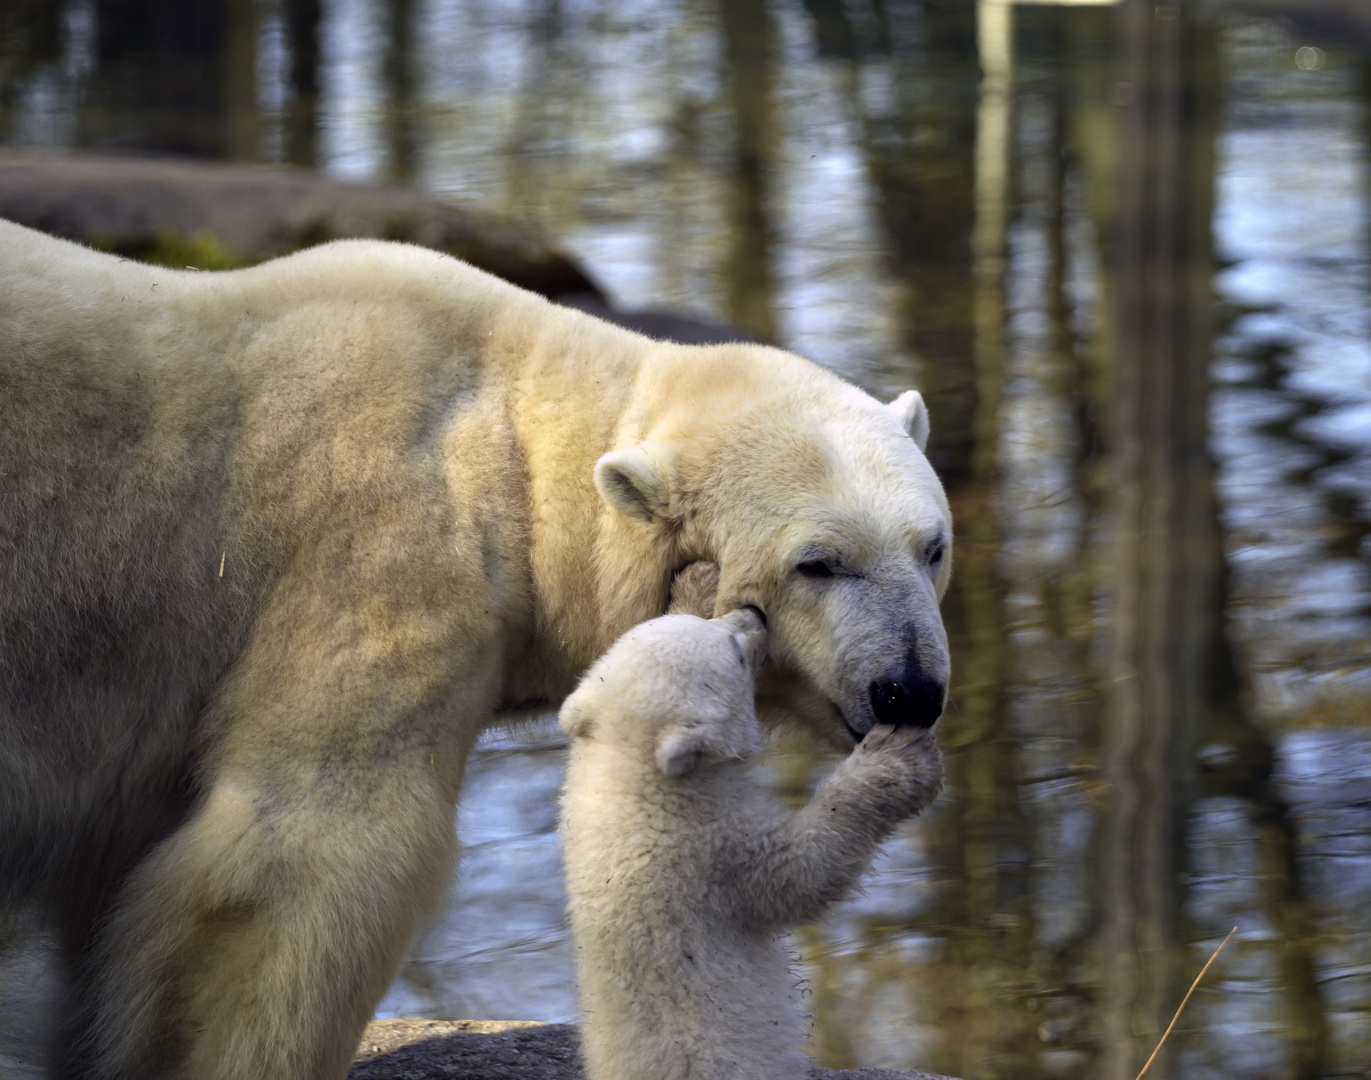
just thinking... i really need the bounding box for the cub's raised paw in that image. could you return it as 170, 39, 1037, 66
860, 722, 938, 753
667, 561, 720, 619
856, 723, 944, 813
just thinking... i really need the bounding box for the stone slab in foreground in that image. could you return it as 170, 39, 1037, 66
351, 1019, 958, 1080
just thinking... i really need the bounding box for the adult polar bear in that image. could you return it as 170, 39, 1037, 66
0, 218, 952, 1080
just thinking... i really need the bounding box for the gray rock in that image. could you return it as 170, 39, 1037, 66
557, 293, 755, 347
349, 1019, 957, 1080
0, 150, 600, 300
0, 150, 759, 346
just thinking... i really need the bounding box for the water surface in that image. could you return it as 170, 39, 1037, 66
2, 4, 1370, 1079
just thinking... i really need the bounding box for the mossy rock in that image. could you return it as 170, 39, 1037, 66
88, 226, 250, 271
0, 150, 601, 298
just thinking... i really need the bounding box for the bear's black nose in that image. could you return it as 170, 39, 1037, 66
869, 673, 944, 729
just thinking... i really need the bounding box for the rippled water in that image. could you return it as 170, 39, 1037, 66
3, 3, 1371, 1079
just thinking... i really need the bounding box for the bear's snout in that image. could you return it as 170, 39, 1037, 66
869, 658, 944, 729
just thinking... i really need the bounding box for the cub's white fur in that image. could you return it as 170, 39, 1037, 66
559, 602, 943, 1080
0, 219, 951, 1079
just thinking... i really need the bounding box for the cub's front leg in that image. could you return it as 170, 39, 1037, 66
734, 723, 943, 929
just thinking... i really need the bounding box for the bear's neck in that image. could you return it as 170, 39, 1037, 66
496, 316, 684, 712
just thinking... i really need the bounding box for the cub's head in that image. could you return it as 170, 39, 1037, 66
559, 609, 768, 777
594, 346, 951, 749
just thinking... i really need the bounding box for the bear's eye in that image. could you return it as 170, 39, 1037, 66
922, 532, 949, 569
796, 560, 835, 579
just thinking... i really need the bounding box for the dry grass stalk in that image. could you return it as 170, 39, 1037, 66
1134, 926, 1238, 1080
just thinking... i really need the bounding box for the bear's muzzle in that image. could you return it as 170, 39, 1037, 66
869, 658, 944, 730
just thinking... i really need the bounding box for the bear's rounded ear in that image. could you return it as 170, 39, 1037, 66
558, 694, 594, 740
888, 390, 930, 452
594, 444, 672, 524
655, 728, 709, 777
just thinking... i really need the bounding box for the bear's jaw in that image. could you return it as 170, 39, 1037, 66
755, 675, 860, 752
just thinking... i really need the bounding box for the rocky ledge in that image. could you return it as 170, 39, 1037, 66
0, 149, 598, 299
0, 150, 752, 346
350, 1019, 956, 1080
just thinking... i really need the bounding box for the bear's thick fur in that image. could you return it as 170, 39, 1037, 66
0, 219, 952, 1079
559, 599, 943, 1080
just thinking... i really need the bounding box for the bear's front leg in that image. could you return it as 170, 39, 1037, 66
52, 527, 502, 1079
64, 758, 458, 1080
732, 724, 943, 929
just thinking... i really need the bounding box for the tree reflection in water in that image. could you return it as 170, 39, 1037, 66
1, 2, 1370, 1078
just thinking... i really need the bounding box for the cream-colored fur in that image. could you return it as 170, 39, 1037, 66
0, 218, 951, 1079
559, 607, 943, 1080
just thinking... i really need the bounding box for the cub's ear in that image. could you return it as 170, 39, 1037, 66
654, 714, 761, 777
558, 694, 594, 740
888, 390, 930, 452
655, 728, 710, 777
594, 444, 673, 524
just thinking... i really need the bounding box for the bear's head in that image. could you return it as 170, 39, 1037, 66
559, 609, 769, 776
594, 346, 951, 748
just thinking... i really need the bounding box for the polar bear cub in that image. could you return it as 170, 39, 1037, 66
558, 574, 944, 1080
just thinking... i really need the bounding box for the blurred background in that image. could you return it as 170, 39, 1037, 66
2, 1, 1371, 1078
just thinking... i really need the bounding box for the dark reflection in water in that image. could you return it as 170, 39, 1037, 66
3, 3, 1371, 1079
284, 0, 322, 166
381, 0, 417, 181
721, 0, 779, 341
1097, 8, 1220, 1079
